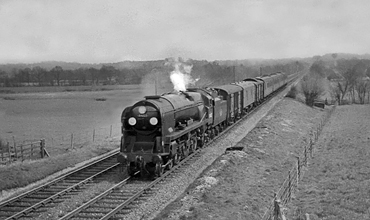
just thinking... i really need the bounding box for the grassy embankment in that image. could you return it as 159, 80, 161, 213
0, 139, 118, 195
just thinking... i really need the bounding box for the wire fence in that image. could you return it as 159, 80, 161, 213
47, 124, 121, 151
261, 105, 336, 220
0, 123, 121, 165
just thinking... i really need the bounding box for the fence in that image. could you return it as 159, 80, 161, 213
0, 124, 121, 166
262, 105, 336, 220
47, 124, 121, 151
0, 139, 49, 165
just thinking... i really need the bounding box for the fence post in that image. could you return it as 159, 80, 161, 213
305, 144, 308, 165
20, 144, 24, 161
40, 139, 45, 158
93, 129, 95, 142
110, 125, 112, 137
30, 143, 34, 158
13, 136, 17, 159
288, 171, 291, 202
296, 157, 300, 186
70, 133, 74, 149
7, 142, 11, 163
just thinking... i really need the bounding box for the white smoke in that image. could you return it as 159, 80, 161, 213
167, 58, 197, 92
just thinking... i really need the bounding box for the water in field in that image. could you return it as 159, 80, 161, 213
0, 85, 150, 146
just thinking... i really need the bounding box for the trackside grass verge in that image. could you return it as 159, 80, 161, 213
0, 138, 119, 198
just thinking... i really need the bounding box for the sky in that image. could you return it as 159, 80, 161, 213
1, 0, 370, 64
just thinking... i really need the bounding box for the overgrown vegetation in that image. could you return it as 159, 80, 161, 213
300, 72, 325, 107
0, 137, 5, 151
286, 85, 298, 99
310, 55, 370, 105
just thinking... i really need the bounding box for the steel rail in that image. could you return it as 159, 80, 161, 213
0, 149, 119, 209
59, 77, 298, 220
59, 175, 134, 220
4, 163, 120, 220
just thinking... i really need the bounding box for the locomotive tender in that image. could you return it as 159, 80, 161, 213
117, 71, 294, 177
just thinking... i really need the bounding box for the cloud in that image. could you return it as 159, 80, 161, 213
1, 0, 370, 63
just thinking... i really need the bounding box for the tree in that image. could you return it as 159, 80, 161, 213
99, 65, 117, 84
31, 66, 47, 86
309, 61, 326, 78
329, 82, 341, 105
355, 77, 369, 104
300, 72, 325, 107
50, 66, 64, 86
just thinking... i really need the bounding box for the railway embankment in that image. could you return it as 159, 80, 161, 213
153, 97, 331, 220
286, 104, 370, 220
0, 139, 118, 202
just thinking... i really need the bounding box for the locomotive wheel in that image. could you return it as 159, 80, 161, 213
190, 138, 197, 153
198, 135, 205, 147
166, 159, 173, 170
127, 165, 135, 176
155, 162, 163, 177
173, 154, 180, 165
183, 147, 189, 158
140, 165, 146, 178
214, 127, 219, 136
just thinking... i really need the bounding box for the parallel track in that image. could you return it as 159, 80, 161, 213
0, 74, 299, 220
58, 78, 297, 220
0, 150, 120, 220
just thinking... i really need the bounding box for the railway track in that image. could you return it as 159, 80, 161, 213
58, 139, 209, 220
0, 75, 299, 220
56, 81, 294, 220
0, 150, 120, 220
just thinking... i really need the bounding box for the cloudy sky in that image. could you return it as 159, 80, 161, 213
0, 0, 369, 64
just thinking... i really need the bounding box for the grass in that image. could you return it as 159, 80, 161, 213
0, 141, 118, 192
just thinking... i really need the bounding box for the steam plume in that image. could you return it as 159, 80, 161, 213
167, 58, 197, 92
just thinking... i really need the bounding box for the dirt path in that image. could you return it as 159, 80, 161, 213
153, 98, 330, 220
286, 104, 370, 220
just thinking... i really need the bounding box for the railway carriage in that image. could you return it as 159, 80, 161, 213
213, 84, 243, 124
243, 78, 265, 103
234, 80, 257, 112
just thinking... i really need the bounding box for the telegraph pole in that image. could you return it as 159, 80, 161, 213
233, 66, 236, 82
155, 72, 157, 95
260, 66, 262, 76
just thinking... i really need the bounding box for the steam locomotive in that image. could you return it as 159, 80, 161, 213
117, 72, 297, 177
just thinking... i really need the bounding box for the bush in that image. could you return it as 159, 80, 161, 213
0, 138, 4, 150
286, 86, 298, 99
300, 73, 325, 107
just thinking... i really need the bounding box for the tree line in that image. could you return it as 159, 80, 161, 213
0, 59, 305, 88
298, 56, 370, 106
0, 65, 147, 87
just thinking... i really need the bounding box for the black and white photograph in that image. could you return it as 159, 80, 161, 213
0, 0, 370, 219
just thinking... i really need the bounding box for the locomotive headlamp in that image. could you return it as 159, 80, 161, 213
138, 106, 147, 114
149, 117, 158, 125
128, 117, 137, 126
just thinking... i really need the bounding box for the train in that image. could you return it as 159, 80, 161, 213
117, 71, 297, 177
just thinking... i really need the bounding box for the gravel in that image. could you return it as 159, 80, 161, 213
112, 85, 294, 220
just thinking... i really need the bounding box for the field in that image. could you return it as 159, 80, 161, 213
154, 97, 330, 219
286, 104, 370, 220
0, 83, 175, 198
0, 83, 171, 155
